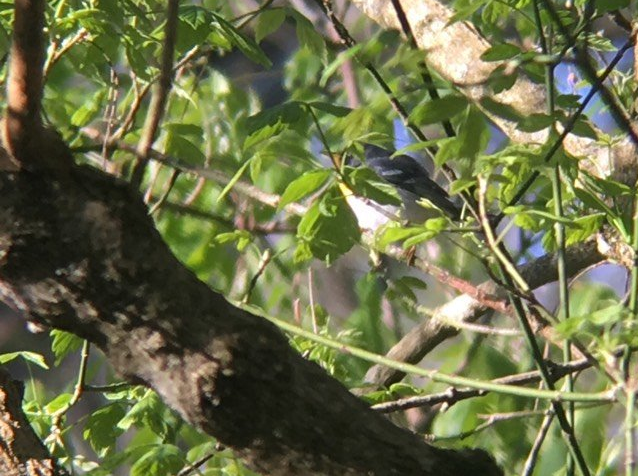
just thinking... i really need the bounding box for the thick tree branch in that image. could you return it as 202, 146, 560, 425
0, 160, 502, 475
0, 368, 62, 476
350, 0, 637, 182
365, 239, 606, 387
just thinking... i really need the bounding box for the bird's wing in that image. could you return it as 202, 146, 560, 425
364, 144, 460, 220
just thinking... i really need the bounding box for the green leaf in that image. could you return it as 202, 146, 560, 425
520, 209, 579, 225
45, 393, 73, 414
255, 8, 286, 43
591, 176, 632, 197
211, 12, 272, 67
486, 64, 517, 93
243, 122, 288, 150
449, 178, 475, 195
83, 403, 126, 456
573, 188, 613, 215
480, 43, 521, 61
556, 94, 582, 109
456, 107, 489, 160
131, 444, 183, 476
216, 158, 252, 203
179, 4, 212, 29
479, 97, 523, 122
586, 303, 626, 326
50, 330, 83, 366
410, 96, 468, 126
518, 113, 555, 132
346, 167, 401, 206
164, 123, 205, 164
244, 101, 305, 135
425, 217, 448, 232
570, 118, 598, 139
296, 187, 360, 264
376, 225, 425, 249
505, 206, 578, 230
0, 351, 49, 369
593, 0, 629, 12
565, 214, 604, 245
118, 391, 168, 437
388, 382, 421, 397
308, 101, 352, 117
71, 89, 106, 127
582, 32, 616, 52
214, 230, 253, 251
505, 206, 543, 231
394, 139, 448, 156
403, 230, 437, 247
278, 169, 332, 210
447, 1, 484, 23
392, 276, 427, 303
555, 316, 585, 339
290, 10, 326, 60
319, 44, 363, 87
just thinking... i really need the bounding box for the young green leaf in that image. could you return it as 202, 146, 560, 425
50, 329, 83, 366
255, 8, 286, 43
0, 351, 49, 369
278, 169, 332, 210
410, 96, 468, 126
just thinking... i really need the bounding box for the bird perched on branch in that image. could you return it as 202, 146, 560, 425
363, 143, 461, 221
336, 143, 461, 230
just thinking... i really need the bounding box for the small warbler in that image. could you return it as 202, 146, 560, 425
337, 144, 461, 230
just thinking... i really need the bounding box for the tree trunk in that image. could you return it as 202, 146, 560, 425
0, 163, 502, 475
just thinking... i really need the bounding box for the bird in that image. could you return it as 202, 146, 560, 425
333, 143, 462, 231
362, 143, 461, 222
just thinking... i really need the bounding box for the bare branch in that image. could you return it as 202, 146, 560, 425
2, 0, 46, 167
130, 0, 180, 189
371, 350, 617, 413
365, 239, 607, 387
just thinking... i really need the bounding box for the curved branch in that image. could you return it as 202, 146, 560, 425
365, 239, 606, 387
0, 162, 502, 476
2, 0, 45, 167
350, 0, 636, 182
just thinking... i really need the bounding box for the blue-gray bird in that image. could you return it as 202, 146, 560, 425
363, 143, 461, 222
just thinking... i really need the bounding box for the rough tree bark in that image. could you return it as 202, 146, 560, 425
0, 4, 503, 475
0, 368, 61, 476
0, 161, 502, 476
351, 0, 637, 182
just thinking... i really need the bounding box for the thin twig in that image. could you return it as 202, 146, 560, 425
522, 407, 556, 476
371, 352, 607, 413
242, 249, 272, 304
43, 28, 88, 77
148, 169, 180, 215
80, 128, 309, 216
426, 409, 551, 442
49, 340, 91, 452
539, 0, 638, 146
494, 38, 634, 225
268, 313, 616, 403
176, 452, 217, 476
308, 268, 318, 333
389, 0, 455, 138
130, 0, 180, 189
